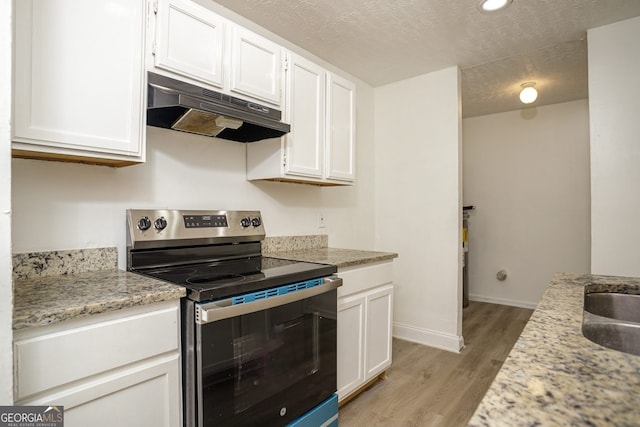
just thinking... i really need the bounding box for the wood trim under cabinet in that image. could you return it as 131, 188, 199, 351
12, 149, 142, 167
338, 372, 387, 408
258, 177, 352, 186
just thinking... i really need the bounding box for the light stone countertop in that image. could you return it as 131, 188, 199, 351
265, 247, 398, 269
468, 272, 640, 426
13, 269, 185, 330
12, 240, 395, 331
12, 247, 185, 330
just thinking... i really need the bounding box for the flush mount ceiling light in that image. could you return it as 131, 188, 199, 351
478, 0, 513, 12
519, 82, 538, 104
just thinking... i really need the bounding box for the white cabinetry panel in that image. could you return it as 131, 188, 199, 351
337, 262, 394, 403
284, 53, 325, 178
246, 52, 356, 186
15, 304, 178, 399
12, 0, 146, 165
22, 355, 181, 427
230, 26, 282, 105
152, 2, 283, 107
154, 0, 225, 88
337, 294, 366, 399
326, 73, 356, 181
365, 286, 393, 378
14, 301, 182, 426
64, 359, 177, 427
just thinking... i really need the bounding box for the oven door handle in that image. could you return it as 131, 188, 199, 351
195, 276, 342, 324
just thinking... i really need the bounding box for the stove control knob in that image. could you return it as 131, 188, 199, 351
154, 216, 168, 231
240, 217, 251, 228
251, 217, 262, 227
137, 216, 151, 231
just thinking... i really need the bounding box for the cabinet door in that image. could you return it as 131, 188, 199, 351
326, 73, 356, 182
154, 0, 225, 88
365, 285, 393, 378
284, 53, 325, 179
20, 355, 181, 427
13, 0, 145, 160
337, 294, 366, 401
230, 26, 282, 105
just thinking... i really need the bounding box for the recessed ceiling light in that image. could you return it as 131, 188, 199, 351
478, 0, 513, 12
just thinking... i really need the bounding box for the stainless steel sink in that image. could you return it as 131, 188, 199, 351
584, 292, 640, 323
582, 291, 640, 356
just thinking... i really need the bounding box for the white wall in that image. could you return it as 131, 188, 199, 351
0, 0, 14, 405
588, 16, 640, 277
463, 100, 591, 308
375, 67, 463, 352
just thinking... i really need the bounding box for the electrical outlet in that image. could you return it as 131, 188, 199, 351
317, 212, 326, 228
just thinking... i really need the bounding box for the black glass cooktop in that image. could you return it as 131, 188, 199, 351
136, 257, 336, 302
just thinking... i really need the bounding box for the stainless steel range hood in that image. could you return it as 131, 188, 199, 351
146, 72, 290, 142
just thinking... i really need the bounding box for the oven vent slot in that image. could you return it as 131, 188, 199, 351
231, 278, 323, 305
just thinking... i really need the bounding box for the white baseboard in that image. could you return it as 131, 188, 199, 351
468, 293, 538, 310
393, 322, 464, 353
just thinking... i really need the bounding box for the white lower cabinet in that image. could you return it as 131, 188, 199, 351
14, 300, 182, 427
337, 262, 393, 403
337, 294, 366, 399
364, 285, 394, 378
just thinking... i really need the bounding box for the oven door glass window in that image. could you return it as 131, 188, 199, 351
196, 289, 336, 427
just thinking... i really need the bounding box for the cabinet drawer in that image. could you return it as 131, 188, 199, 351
337, 261, 393, 298
15, 302, 179, 400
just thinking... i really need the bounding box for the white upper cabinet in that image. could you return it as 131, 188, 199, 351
230, 26, 282, 105
153, 0, 225, 88
12, 0, 146, 166
246, 51, 356, 186
151, 0, 282, 107
284, 53, 326, 178
326, 73, 356, 181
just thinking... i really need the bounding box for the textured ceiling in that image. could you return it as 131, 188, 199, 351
212, 0, 640, 117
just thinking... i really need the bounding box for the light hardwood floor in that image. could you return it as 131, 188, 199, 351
338, 301, 533, 427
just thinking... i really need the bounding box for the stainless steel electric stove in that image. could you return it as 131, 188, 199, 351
126, 209, 340, 427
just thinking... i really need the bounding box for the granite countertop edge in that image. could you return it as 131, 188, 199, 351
468, 272, 640, 426
265, 247, 398, 269
13, 269, 186, 331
